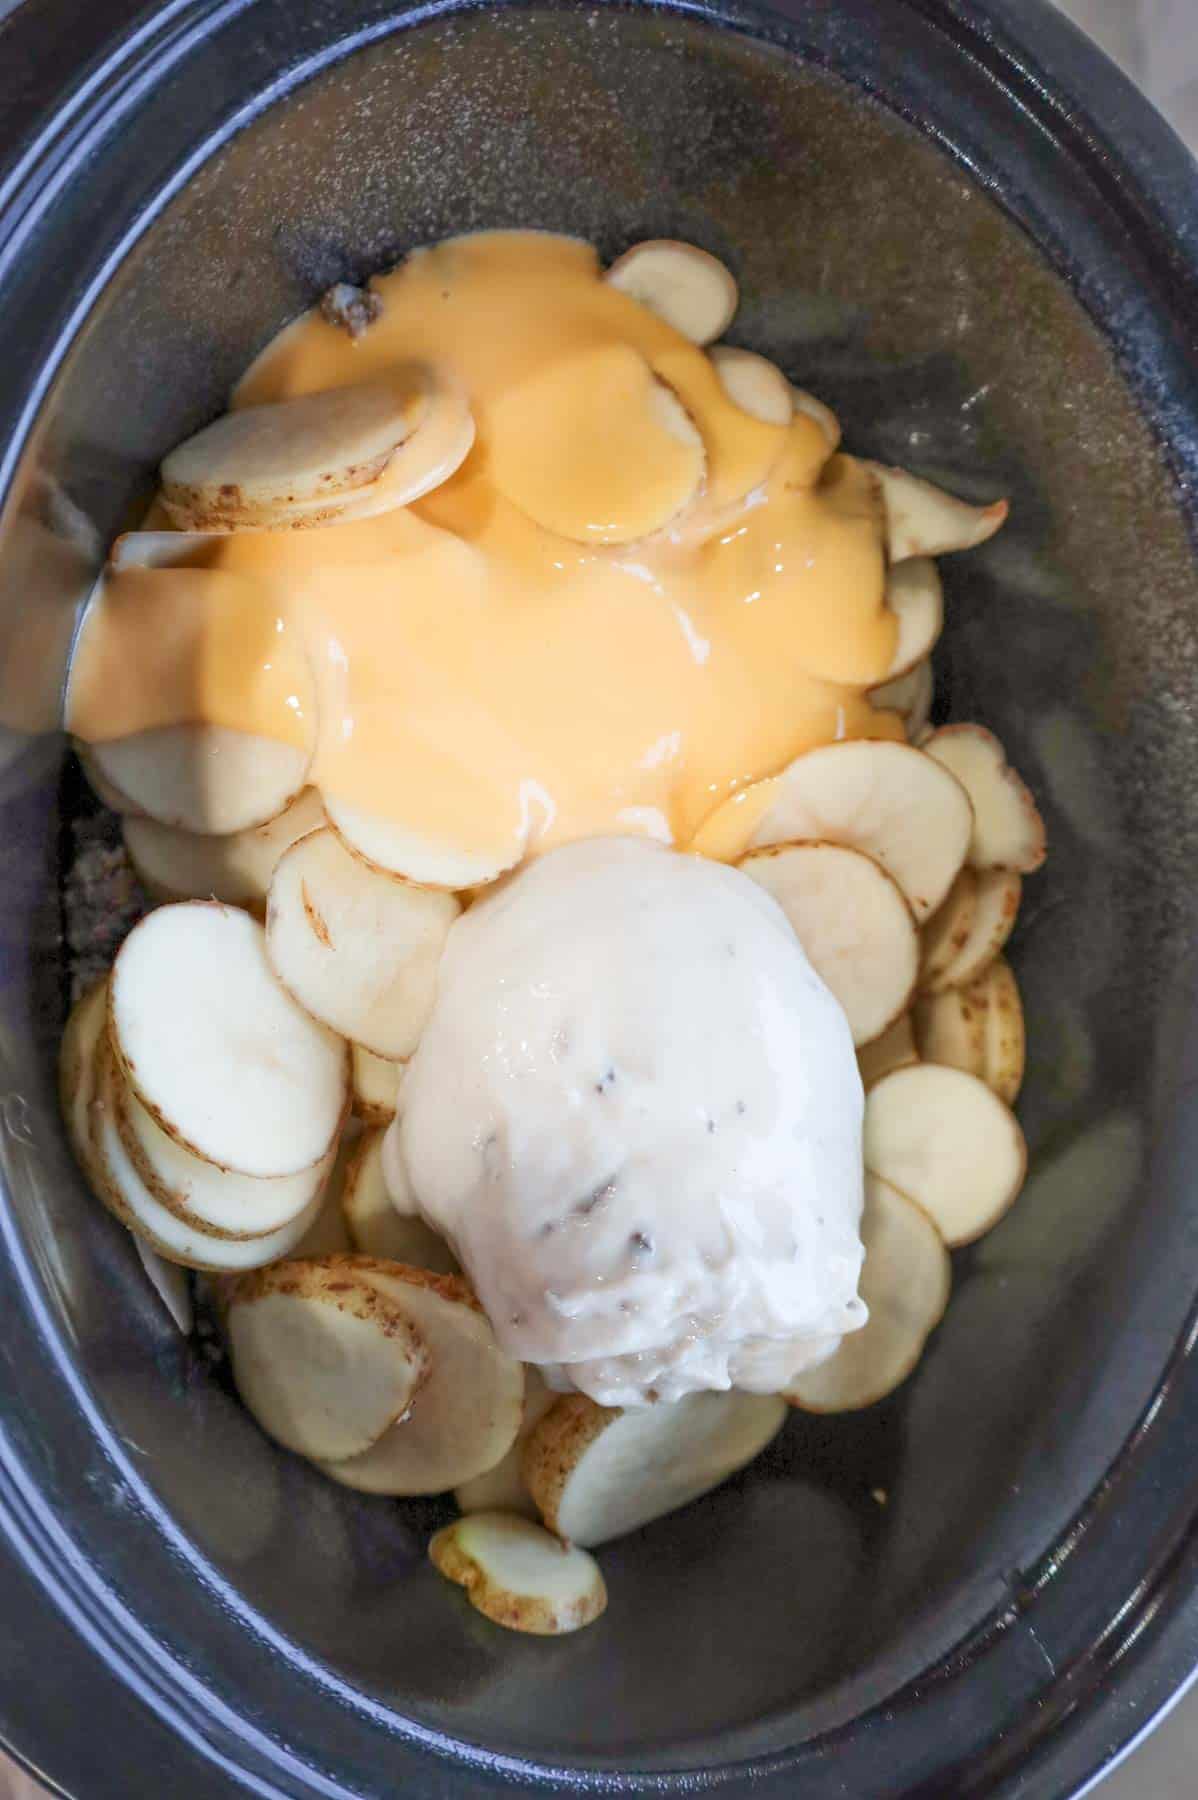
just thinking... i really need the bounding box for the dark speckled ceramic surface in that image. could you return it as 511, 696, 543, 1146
0, 2, 1197, 1795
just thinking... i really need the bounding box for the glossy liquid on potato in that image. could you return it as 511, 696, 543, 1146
68, 231, 899, 864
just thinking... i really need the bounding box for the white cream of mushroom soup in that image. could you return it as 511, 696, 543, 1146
393, 838, 867, 1407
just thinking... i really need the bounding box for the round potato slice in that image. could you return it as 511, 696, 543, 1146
785, 1176, 950, 1413
110, 903, 349, 1179
740, 842, 918, 1047
523, 1390, 787, 1549
90, 1037, 326, 1271
160, 372, 428, 527
109, 529, 223, 570
919, 867, 978, 990
970, 956, 1026, 1106
880, 559, 944, 682
856, 1013, 918, 1091
115, 1073, 334, 1239
429, 1512, 607, 1636
352, 1045, 403, 1127
605, 240, 738, 344
455, 1369, 557, 1519
865, 1063, 1027, 1248
912, 986, 986, 1079
790, 386, 842, 450
865, 462, 1009, 561
266, 827, 458, 1060
870, 658, 934, 741
324, 793, 521, 891
747, 740, 972, 924
289, 1136, 357, 1257
924, 725, 1047, 873
318, 1259, 524, 1495
59, 978, 111, 1189
124, 788, 326, 909
709, 347, 793, 426
88, 726, 310, 836
342, 1128, 457, 1273
225, 1258, 431, 1462
931, 867, 1022, 993
76, 743, 145, 816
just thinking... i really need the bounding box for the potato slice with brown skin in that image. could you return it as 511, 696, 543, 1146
523, 1390, 787, 1548
880, 560, 944, 682
160, 371, 428, 527
324, 793, 521, 892
318, 1258, 524, 1495
59, 978, 110, 1190
709, 347, 793, 426
89, 1036, 327, 1271
352, 1045, 403, 1127
912, 986, 986, 1079
856, 1013, 918, 1090
266, 827, 458, 1061
747, 740, 972, 924
865, 463, 1009, 560
929, 868, 1022, 993
429, 1512, 607, 1636
919, 867, 979, 990
76, 743, 146, 816
606, 240, 738, 344
969, 956, 1026, 1105
785, 1176, 950, 1413
111, 903, 349, 1180
924, 725, 1047, 873
123, 788, 326, 910
225, 1258, 430, 1462
869, 659, 934, 742
87, 726, 311, 837
740, 842, 918, 1047
865, 1064, 1027, 1248
455, 1370, 557, 1519
341, 1128, 457, 1273
290, 1136, 356, 1257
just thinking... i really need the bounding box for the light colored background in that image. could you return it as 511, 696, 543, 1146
1, 2, 1196, 1795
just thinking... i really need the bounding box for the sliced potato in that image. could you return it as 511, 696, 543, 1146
123, 788, 326, 909
709, 347, 793, 426
919, 867, 978, 990
161, 370, 430, 528
226, 1257, 430, 1462
924, 725, 1047, 873
59, 978, 110, 1189
912, 986, 986, 1079
429, 1511, 607, 1636
790, 387, 842, 450
115, 1072, 333, 1239
930, 867, 1022, 992
605, 240, 738, 344
266, 827, 458, 1060
865, 1063, 1027, 1248
318, 1258, 524, 1495
455, 1369, 557, 1519
523, 1389, 787, 1548
970, 956, 1026, 1105
341, 1128, 457, 1273
77, 743, 146, 816
87, 726, 310, 835
866, 463, 1009, 560
740, 842, 918, 1046
747, 740, 971, 923
870, 658, 934, 741
856, 1013, 918, 1090
352, 1045, 403, 1127
110, 902, 348, 1180
289, 1137, 357, 1257
324, 793, 520, 891
881, 559, 944, 682
785, 1176, 949, 1412
90, 1037, 326, 1271
133, 1238, 194, 1334
109, 530, 222, 570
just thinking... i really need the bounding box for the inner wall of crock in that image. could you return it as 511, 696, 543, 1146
6, 4, 1198, 1762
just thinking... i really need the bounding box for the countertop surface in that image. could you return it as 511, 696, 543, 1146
1, 2, 1197, 1797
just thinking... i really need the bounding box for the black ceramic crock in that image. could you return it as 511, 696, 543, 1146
1, 1, 1198, 1794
